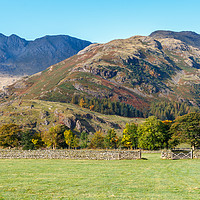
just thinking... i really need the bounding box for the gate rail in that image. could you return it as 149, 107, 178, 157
171, 149, 193, 159
161, 149, 195, 159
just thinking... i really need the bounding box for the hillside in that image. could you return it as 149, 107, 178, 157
0, 99, 139, 134
1, 34, 200, 117
0, 33, 91, 76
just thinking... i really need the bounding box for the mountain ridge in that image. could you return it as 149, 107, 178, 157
0, 33, 92, 75
2, 33, 200, 117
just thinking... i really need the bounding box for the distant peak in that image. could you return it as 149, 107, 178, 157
9, 34, 21, 38
0, 33, 7, 38
149, 30, 200, 49
150, 30, 199, 37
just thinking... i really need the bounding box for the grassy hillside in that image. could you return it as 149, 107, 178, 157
0, 154, 199, 199
0, 99, 143, 134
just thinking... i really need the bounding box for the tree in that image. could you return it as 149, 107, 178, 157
42, 124, 67, 149
0, 124, 22, 148
80, 131, 88, 148
169, 112, 200, 149
64, 129, 79, 149
71, 95, 79, 104
104, 129, 118, 149
137, 116, 169, 150
20, 129, 44, 150
79, 98, 86, 108
89, 131, 105, 149
21, 130, 35, 150
121, 123, 138, 149
31, 132, 44, 149
89, 105, 94, 111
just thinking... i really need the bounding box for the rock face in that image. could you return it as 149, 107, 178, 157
0, 33, 91, 75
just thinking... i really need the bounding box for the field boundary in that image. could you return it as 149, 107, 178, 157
0, 149, 141, 160
161, 149, 200, 159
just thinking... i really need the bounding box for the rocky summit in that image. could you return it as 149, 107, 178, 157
1, 32, 200, 114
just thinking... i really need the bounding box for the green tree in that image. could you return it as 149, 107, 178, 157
21, 130, 35, 150
64, 129, 79, 149
0, 124, 22, 148
104, 129, 119, 149
21, 129, 44, 150
42, 124, 67, 149
71, 95, 79, 104
121, 123, 138, 149
137, 116, 169, 150
80, 131, 88, 148
169, 112, 200, 149
89, 131, 105, 149
31, 132, 44, 149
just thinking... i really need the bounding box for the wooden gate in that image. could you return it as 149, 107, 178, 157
171, 149, 193, 159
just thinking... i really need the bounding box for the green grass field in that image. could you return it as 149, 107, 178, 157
0, 154, 200, 200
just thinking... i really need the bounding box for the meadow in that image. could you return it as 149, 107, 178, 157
0, 154, 200, 200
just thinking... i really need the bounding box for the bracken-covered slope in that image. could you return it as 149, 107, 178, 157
2, 35, 200, 112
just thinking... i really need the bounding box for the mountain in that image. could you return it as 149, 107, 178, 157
0, 33, 91, 75
150, 30, 200, 49
1, 34, 200, 119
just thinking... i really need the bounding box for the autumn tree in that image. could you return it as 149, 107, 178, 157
79, 98, 86, 108
104, 129, 119, 149
137, 116, 169, 150
0, 124, 22, 148
89, 105, 94, 111
89, 131, 105, 149
169, 112, 200, 149
64, 129, 79, 149
121, 123, 138, 149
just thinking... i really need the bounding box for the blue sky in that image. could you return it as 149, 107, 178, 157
1, 0, 200, 43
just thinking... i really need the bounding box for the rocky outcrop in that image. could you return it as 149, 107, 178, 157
75, 120, 82, 132
62, 117, 76, 129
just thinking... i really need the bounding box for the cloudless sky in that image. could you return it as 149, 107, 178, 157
1, 0, 200, 43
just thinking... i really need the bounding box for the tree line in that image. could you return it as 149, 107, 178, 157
71, 95, 199, 121
0, 112, 199, 150
148, 101, 199, 120
71, 95, 144, 117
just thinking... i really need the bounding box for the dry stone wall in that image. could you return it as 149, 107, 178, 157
0, 150, 141, 160
193, 150, 200, 159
